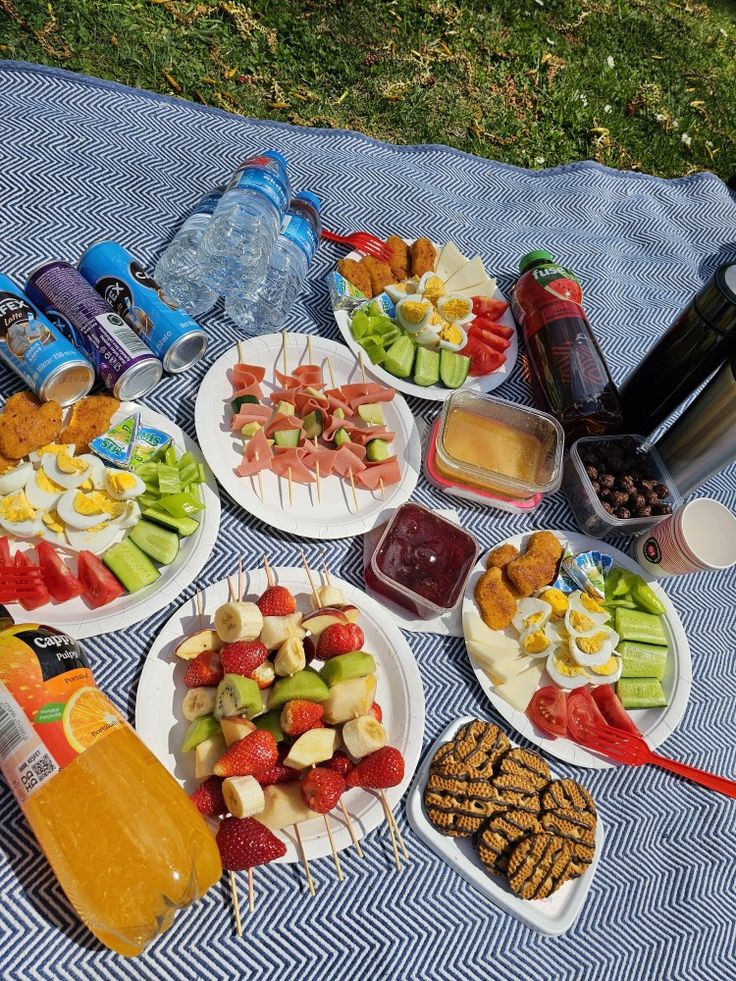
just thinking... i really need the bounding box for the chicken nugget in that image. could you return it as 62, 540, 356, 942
410, 237, 437, 278
474, 567, 517, 631
0, 394, 62, 459
506, 532, 563, 597
61, 394, 120, 454
486, 544, 519, 571
361, 255, 395, 296
337, 257, 372, 298
386, 235, 410, 281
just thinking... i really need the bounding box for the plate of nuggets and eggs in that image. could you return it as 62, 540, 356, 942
462, 530, 691, 769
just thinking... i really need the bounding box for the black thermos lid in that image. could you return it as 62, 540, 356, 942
695, 263, 736, 336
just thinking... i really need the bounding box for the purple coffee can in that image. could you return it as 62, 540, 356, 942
25, 261, 163, 401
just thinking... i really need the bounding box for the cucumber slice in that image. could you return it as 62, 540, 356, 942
366, 438, 389, 462
384, 335, 416, 379
241, 421, 261, 438
302, 410, 324, 439
439, 349, 470, 389
357, 402, 385, 426
413, 346, 440, 387
616, 677, 667, 709
129, 519, 180, 565
614, 607, 667, 646
276, 400, 296, 416
333, 408, 345, 420
142, 506, 200, 537
617, 640, 668, 680
231, 394, 259, 412
273, 429, 300, 448
334, 427, 351, 447
103, 538, 160, 592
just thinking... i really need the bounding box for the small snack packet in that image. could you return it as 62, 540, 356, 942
326, 272, 367, 312
130, 425, 172, 469
89, 413, 139, 468
358, 293, 395, 319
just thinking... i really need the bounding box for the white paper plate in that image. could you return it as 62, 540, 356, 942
5, 403, 220, 638
194, 333, 421, 539
135, 567, 426, 863
461, 530, 692, 769
332, 242, 518, 403
406, 716, 604, 936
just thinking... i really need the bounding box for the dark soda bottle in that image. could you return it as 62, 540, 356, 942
511, 250, 622, 439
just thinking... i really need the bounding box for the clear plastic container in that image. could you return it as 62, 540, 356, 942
427, 391, 564, 511
364, 502, 478, 618
563, 434, 683, 539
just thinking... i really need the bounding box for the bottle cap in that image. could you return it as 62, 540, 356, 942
295, 190, 321, 213
519, 249, 554, 273
694, 263, 736, 338
263, 150, 288, 174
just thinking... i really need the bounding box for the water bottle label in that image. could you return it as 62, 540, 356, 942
280, 213, 318, 262
190, 189, 224, 218
227, 166, 289, 212
0, 627, 126, 794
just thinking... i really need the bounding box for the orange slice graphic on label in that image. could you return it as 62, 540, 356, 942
62, 685, 123, 754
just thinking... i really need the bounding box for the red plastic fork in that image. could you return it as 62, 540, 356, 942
568, 717, 736, 799
0, 567, 44, 604
321, 228, 392, 262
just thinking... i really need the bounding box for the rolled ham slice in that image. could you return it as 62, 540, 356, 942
264, 413, 303, 439
294, 391, 329, 416
322, 415, 359, 442
271, 447, 315, 483
341, 382, 396, 410
355, 457, 401, 490
348, 427, 396, 446
302, 445, 337, 477
292, 364, 324, 387
332, 444, 367, 478
235, 428, 273, 477
231, 381, 264, 400
324, 388, 354, 415
230, 405, 273, 431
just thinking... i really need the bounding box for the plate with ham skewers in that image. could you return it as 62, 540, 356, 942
194, 332, 421, 539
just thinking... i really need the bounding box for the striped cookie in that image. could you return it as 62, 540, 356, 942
498, 747, 551, 792
478, 809, 542, 877
492, 773, 541, 815
540, 808, 596, 874
423, 772, 503, 837
430, 721, 510, 779
507, 833, 577, 900
542, 779, 597, 818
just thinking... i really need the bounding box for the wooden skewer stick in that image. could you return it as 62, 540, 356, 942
299, 548, 321, 605
238, 558, 243, 600
287, 466, 294, 508
227, 576, 235, 603
282, 329, 289, 376
313, 437, 321, 504
325, 356, 336, 389
252, 451, 264, 502
262, 554, 274, 588
306, 333, 313, 363
248, 868, 255, 914
237, 339, 246, 362
348, 468, 359, 513
340, 800, 364, 859
380, 791, 402, 871
294, 823, 316, 896
381, 790, 409, 860
230, 871, 244, 935
323, 814, 344, 881
321, 558, 332, 587
195, 589, 204, 629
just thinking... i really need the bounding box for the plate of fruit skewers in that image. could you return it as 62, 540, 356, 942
135, 553, 425, 904
194, 331, 421, 540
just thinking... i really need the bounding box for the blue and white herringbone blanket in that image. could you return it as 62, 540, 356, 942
0, 61, 735, 981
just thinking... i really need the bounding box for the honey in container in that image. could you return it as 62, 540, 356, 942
425, 392, 565, 511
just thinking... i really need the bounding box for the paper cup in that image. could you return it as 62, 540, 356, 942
634, 498, 736, 578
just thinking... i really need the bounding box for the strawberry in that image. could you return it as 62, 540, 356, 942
281, 699, 325, 737
300, 768, 345, 813
184, 649, 223, 689
257, 748, 300, 786
214, 730, 278, 778
321, 751, 353, 779
252, 661, 275, 690
258, 585, 296, 617
369, 702, 383, 723
315, 622, 364, 660
190, 776, 227, 817
346, 746, 405, 789
216, 817, 286, 870
220, 640, 268, 677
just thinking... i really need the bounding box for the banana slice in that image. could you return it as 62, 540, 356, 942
260, 613, 305, 650
342, 715, 388, 758
222, 775, 265, 818
274, 637, 306, 677
310, 585, 346, 610
214, 601, 263, 643
182, 687, 218, 721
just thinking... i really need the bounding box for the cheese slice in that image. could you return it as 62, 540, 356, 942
435, 242, 467, 281
464, 612, 519, 650
494, 661, 546, 712
444, 256, 488, 292
467, 639, 524, 670
453, 277, 498, 301
483, 658, 529, 687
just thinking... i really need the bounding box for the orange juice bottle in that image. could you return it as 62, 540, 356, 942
0, 620, 222, 956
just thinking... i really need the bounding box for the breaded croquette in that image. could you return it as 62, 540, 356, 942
361, 255, 395, 296
61, 394, 120, 454
410, 237, 437, 277
0, 392, 62, 459
474, 566, 517, 631
486, 544, 519, 571
505, 532, 563, 598
386, 235, 410, 281
337, 257, 373, 298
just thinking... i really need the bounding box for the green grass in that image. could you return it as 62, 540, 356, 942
2, 0, 736, 179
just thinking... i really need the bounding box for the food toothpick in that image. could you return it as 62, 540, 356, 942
323, 813, 344, 881
313, 437, 322, 504
358, 352, 385, 501
348, 467, 359, 513
380, 792, 402, 871
381, 790, 409, 861
287, 466, 294, 508
325, 356, 336, 389
248, 868, 255, 914
299, 548, 321, 605
282, 329, 289, 376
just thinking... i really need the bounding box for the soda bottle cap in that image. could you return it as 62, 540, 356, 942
295, 190, 321, 213
263, 150, 288, 173
519, 249, 554, 273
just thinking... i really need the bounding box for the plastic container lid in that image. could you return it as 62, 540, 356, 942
519, 249, 554, 273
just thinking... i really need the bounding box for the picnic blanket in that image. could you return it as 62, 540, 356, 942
0, 61, 735, 981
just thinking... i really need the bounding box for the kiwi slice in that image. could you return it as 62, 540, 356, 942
267, 669, 329, 712
214, 674, 262, 720
182, 714, 221, 752
320, 652, 376, 688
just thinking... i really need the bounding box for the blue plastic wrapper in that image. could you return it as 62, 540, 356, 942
552, 549, 614, 594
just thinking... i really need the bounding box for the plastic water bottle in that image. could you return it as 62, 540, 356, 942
196, 151, 290, 297
226, 191, 321, 333
154, 186, 224, 317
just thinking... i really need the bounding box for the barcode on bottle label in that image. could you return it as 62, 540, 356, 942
0, 682, 59, 804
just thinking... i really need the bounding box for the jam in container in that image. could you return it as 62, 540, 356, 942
365, 502, 478, 618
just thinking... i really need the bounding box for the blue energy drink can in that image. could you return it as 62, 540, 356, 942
0, 275, 95, 406
77, 241, 208, 373
25, 261, 163, 401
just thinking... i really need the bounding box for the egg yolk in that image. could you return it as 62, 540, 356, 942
589, 657, 619, 676
522, 612, 545, 630
108, 472, 137, 494
569, 610, 595, 632
42, 511, 65, 533
422, 276, 445, 301
580, 592, 605, 614
1, 491, 36, 521
440, 323, 463, 344
35, 470, 64, 493
576, 632, 607, 655
401, 301, 430, 325
552, 652, 586, 677
56, 451, 88, 475
442, 299, 470, 320
523, 629, 550, 654
539, 588, 568, 617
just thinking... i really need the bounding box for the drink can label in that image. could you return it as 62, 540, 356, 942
0, 275, 94, 402
77, 242, 207, 372
0, 625, 125, 803
25, 261, 162, 396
